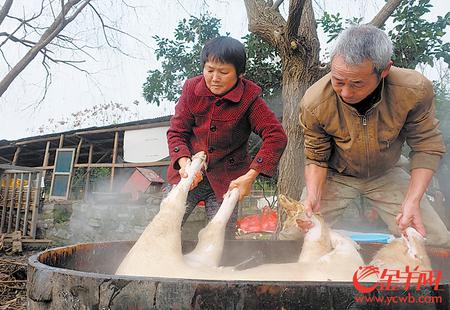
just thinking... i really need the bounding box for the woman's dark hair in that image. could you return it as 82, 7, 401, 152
200, 36, 246, 76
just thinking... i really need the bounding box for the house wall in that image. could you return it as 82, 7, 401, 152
123, 126, 170, 162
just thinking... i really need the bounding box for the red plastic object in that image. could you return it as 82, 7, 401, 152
236, 207, 278, 233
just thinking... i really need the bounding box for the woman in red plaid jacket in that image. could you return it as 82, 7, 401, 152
167, 36, 287, 238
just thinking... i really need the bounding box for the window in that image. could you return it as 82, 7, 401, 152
50, 148, 75, 199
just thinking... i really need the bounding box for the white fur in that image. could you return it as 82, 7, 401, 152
184, 188, 240, 268
369, 227, 431, 282
117, 175, 366, 282
115, 152, 207, 276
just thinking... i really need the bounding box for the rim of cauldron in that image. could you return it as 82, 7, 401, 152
28, 240, 450, 285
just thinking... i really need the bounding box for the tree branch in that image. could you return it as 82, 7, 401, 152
286, 0, 306, 39
64, 0, 90, 24
244, 0, 287, 49
0, 32, 38, 48
5, 0, 45, 30
0, 22, 26, 48
37, 55, 52, 107
51, 35, 97, 60
104, 24, 152, 50
0, 48, 12, 70
60, 0, 66, 27
272, 0, 284, 10
44, 54, 86, 67
88, 3, 131, 56
0, 0, 91, 97
370, 0, 403, 28
1, 0, 150, 106
0, 0, 13, 26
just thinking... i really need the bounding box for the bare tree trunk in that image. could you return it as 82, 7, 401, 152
276, 0, 324, 199
278, 60, 308, 199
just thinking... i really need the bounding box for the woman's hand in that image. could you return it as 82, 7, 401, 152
178, 157, 203, 190
227, 169, 259, 201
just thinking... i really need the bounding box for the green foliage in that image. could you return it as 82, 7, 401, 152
318, 12, 362, 43
434, 80, 450, 107
317, 0, 450, 70
142, 15, 221, 105
54, 206, 72, 223
243, 33, 282, 97
434, 75, 450, 167
142, 14, 282, 105
389, 0, 450, 69
434, 69, 450, 129
73, 167, 111, 184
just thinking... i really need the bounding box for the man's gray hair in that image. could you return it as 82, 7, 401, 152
331, 24, 393, 74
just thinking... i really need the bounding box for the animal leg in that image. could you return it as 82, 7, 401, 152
184, 188, 240, 268
115, 152, 206, 276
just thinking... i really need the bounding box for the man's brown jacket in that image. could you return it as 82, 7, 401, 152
300, 66, 445, 178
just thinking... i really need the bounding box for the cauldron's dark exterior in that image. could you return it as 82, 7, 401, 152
28, 240, 449, 309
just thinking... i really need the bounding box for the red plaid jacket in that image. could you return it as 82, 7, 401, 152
167, 75, 287, 199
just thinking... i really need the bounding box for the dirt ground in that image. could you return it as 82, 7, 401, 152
0, 248, 41, 310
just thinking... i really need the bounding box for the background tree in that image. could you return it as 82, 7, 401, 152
0, 0, 145, 99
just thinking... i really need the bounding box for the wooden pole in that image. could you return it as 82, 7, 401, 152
74, 121, 169, 136
70, 138, 83, 199
6, 173, 17, 233
0, 174, 11, 233
110, 132, 119, 192
75, 138, 83, 164
84, 144, 93, 200
43, 141, 50, 167
58, 134, 64, 148
15, 173, 24, 231
30, 172, 41, 239
12, 147, 21, 165
22, 173, 32, 235
0, 154, 12, 163
74, 161, 170, 168
41, 141, 50, 193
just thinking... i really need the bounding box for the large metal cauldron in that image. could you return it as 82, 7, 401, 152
28, 240, 449, 309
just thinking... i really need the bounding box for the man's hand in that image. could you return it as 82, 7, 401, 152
296, 197, 320, 233
396, 168, 433, 238
396, 200, 426, 237
178, 157, 203, 190
297, 164, 327, 233
227, 169, 259, 201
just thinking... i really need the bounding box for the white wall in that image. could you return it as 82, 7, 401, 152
123, 126, 170, 163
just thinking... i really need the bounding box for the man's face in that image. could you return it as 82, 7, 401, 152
331, 55, 390, 104
203, 60, 238, 96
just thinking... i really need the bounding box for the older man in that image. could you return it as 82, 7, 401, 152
299, 24, 450, 247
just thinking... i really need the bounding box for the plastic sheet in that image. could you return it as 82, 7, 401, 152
236, 207, 277, 233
